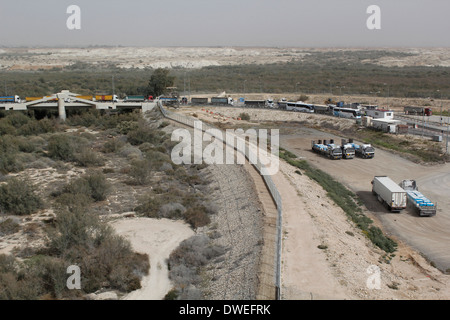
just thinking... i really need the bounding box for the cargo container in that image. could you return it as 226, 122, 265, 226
26, 96, 44, 102
25, 96, 58, 102
211, 97, 233, 105
312, 104, 330, 114
372, 176, 407, 212
399, 180, 436, 217
76, 95, 94, 101
124, 95, 146, 102
95, 95, 118, 102
191, 97, 209, 104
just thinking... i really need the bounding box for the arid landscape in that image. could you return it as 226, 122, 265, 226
1, 47, 450, 71
1, 46, 450, 301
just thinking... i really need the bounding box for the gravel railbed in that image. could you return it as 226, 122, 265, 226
202, 163, 264, 300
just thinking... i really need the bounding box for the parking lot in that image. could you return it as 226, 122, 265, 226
281, 128, 450, 272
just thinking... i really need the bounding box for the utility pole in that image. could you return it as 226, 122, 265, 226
422, 108, 425, 138
188, 73, 191, 101
112, 75, 115, 95
445, 110, 450, 154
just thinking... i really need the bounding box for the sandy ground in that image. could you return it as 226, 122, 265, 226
111, 218, 194, 300
1, 47, 449, 71
278, 160, 450, 300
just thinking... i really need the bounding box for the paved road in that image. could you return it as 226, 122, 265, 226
280, 128, 450, 272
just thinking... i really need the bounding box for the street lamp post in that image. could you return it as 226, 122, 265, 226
437, 90, 442, 126
243, 79, 247, 102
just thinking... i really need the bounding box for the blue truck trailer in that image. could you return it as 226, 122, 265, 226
400, 180, 436, 217
0, 95, 20, 103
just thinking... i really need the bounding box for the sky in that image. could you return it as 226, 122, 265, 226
0, 0, 449, 47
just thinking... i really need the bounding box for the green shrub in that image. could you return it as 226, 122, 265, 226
102, 138, 126, 153
239, 112, 250, 121
127, 123, 166, 146
0, 135, 23, 173
184, 205, 210, 229
164, 288, 179, 300
0, 178, 43, 215
47, 134, 76, 161
128, 159, 151, 185
0, 218, 20, 236
61, 171, 110, 202
18, 118, 56, 136
74, 147, 105, 167
6, 112, 30, 128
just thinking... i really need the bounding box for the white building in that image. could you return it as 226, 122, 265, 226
371, 119, 402, 133
364, 108, 394, 120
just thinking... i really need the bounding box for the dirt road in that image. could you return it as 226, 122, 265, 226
111, 217, 194, 300
281, 129, 450, 272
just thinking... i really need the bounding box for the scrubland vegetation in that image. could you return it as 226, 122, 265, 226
2, 50, 449, 99
0, 108, 220, 299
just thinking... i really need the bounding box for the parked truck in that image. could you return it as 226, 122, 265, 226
211, 97, 234, 105
404, 106, 432, 116
399, 180, 437, 217
244, 99, 274, 108
372, 176, 407, 212
340, 139, 355, 159
311, 139, 342, 160
347, 139, 375, 158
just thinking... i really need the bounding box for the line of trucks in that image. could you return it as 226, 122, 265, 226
371, 176, 436, 216
311, 139, 375, 160
0, 95, 154, 103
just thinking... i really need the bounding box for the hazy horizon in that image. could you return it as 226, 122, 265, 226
0, 0, 449, 48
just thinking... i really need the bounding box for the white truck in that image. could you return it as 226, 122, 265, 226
372, 176, 407, 212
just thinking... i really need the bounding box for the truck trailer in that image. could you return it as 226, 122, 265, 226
404, 106, 432, 116
399, 180, 436, 217
211, 97, 234, 105
95, 95, 118, 102
311, 139, 343, 160
0, 95, 20, 103
124, 95, 146, 102
372, 176, 407, 212
191, 97, 209, 105
244, 99, 274, 108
